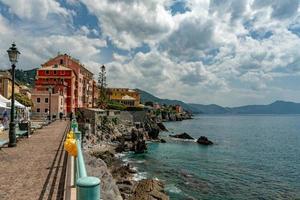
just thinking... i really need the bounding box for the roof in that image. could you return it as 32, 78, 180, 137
121, 95, 136, 100
40, 65, 72, 71
43, 54, 94, 75
86, 108, 106, 112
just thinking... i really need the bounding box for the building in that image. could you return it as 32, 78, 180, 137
107, 88, 140, 107
0, 71, 20, 99
19, 85, 31, 99
175, 105, 183, 113
32, 54, 96, 118
34, 64, 74, 114
31, 89, 66, 119
92, 80, 99, 108
42, 54, 94, 108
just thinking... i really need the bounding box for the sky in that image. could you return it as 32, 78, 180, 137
0, 0, 300, 106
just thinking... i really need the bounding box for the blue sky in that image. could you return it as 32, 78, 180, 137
0, 0, 300, 106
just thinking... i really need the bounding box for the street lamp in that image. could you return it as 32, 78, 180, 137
48, 86, 53, 122
7, 43, 20, 147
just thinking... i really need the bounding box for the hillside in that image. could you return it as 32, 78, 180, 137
137, 89, 300, 114
136, 89, 195, 112
15, 68, 37, 87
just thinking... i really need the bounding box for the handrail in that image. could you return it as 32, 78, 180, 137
76, 141, 87, 178
70, 119, 100, 200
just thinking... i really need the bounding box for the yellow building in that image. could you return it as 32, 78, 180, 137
107, 88, 140, 107
0, 71, 20, 99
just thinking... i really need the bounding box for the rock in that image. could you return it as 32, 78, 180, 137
130, 179, 169, 200
169, 132, 194, 140
144, 116, 160, 139
90, 150, 116, 166
160, 138, 167, 143
157, 122, 168, 131
197, 136, 213, 145
133, 140, 147, 154
83, 152, 123, 200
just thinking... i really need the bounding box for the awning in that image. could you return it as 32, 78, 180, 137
6, 100, 26, 109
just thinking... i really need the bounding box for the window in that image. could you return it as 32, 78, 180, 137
60, 59, 63, 65
37, 98, 40, 103
46, 70, 49, 75
37, 108, 40, 112
45, 108, 48, 113
54, 70, 57, 75
45, 98, 48, 103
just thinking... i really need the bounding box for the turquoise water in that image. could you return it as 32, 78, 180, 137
127, 115, 300, 199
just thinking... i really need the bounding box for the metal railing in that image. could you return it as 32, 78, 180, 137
71, 119, 101, 200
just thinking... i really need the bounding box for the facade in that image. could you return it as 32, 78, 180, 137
108, 88, 140, 107
92, 80, 99, 108
31, 90, 66, 119
34, 64, 74, 114
175, 105, 183, 113
153, 103, 161, 110
0, 71, 20, 99
42, 54, 94, 108
19, 85, 31, 99
32, 54, 96, 118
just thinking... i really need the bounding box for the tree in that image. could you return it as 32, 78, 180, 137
98, 65, 108, 109
15, 93, 33, 107
145, 101, 154, 107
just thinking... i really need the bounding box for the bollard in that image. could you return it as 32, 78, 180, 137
77, 177, 100, 200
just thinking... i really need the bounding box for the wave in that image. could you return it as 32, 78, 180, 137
165, 184, 182, 194
133, 172, 147, 181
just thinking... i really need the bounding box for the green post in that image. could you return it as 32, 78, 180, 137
77, 177, 100, 200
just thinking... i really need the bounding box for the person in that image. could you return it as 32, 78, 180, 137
2, 109, 8, 130
69, 112, 73, 120
59, 112, 63, 121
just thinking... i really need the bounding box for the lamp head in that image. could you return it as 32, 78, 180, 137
7, 43, 20, 65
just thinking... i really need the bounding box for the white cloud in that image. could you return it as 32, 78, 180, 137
0, 0, 71, 20
80, 0, 175, 49
1, 0, 300, 106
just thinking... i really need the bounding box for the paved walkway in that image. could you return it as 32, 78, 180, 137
0, 120, 69, 200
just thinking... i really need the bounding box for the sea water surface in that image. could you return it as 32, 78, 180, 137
127, 115, 300, 199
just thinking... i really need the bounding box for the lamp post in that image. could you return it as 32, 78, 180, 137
48, 86, 53, 122
7, 43, 20, 147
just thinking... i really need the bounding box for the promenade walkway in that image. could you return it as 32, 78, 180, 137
0, 120, 69, 200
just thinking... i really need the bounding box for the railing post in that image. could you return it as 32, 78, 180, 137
75, 131, 81, 142
77, 177, 100, 200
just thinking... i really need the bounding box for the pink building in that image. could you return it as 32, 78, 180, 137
31, 90, 66, 119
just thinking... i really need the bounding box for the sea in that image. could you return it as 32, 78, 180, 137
125, 115, 300, 200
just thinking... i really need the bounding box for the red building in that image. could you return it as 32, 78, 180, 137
42, 54, 95, 108
34, 64, 75, 114
33, 54, 97, 117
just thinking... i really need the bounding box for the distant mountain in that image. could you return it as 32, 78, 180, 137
136, 89, 195, 112
137, 89, 300, 114
229, 101, 300, 114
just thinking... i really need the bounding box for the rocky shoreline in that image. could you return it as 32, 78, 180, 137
80, 112, 175, 200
